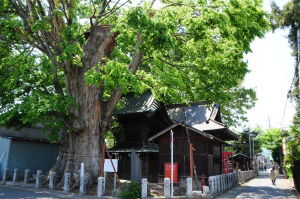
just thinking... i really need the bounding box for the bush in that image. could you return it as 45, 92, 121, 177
120, 181, 141, 199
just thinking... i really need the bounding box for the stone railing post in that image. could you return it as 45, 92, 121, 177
224, 174, 227, 190
208, 176, 213, 195
24, 169, 30, 185
213, 176, 216, 195
49, 172, 56, 189
186, 177, 192, 198
13, 169, 19, 183
203, 185, 210, 195
97, 177, 104, 197
36, 170, 42, 189
141, 178, 147, 199
2, 168, 9, 184
164, 178, 170, 198
215, 176, 219, 194
221, 175, 225, 192
79, 163, 86, 196
63, 173, 71, 193
218, 176, 221, 194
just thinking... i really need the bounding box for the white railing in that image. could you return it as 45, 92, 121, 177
1, 166, 259, 198
208, 170, 258, 196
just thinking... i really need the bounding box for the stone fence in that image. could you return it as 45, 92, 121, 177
1, 166, 258, 198
208, 169, 259, 196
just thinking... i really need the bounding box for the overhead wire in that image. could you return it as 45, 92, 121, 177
280, 70, 297, 128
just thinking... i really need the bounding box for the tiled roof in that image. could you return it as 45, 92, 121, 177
166, 104, 239, 140
113, 91, 159, 115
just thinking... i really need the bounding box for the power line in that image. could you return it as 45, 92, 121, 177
280, 72, 296, 128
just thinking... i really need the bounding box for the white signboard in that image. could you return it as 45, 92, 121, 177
104, 159, 118, 172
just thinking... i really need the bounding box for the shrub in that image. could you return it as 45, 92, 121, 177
120, 181, 141, 199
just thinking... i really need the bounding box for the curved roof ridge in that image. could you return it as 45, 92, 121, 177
113, 90, 159, 115
208, 118, 226, 127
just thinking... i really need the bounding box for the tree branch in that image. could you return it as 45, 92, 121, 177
96, 0, 129, 24
36, 0, 46, 17
128, 31, 143, 74
102, 30, 143, 126
59, 0, 70, 24
51, 62, 64, 95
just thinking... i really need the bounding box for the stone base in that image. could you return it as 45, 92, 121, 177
201, 194, 213, 199
112, 189, 121, 197
192, 191, 203, 196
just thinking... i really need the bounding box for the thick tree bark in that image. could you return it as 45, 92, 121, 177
50, 26, 119, 186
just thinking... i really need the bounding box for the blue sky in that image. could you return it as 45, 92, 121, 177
243, 0, 296, 130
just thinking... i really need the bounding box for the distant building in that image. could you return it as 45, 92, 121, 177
232, 153, 252, 171
0, 125, 59, 180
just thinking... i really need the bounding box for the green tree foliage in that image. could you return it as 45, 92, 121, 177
231, 126, 262, 157
0, 0, 269, 132
269, 0, 300, 178
283, 126, 300, 177
270, 0, 300, 127
0, 0, 270, 181
258, 128, 284, 173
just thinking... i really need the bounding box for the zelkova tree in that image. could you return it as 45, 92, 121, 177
258, 128, 285, 174
0, 0, 269, 184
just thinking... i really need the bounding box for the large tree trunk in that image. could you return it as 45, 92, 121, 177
50, 25, 119, 186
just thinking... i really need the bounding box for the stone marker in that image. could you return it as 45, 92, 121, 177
131, 152, 142, 182
186, 177, 192, 198
24, 169, 30, 185
49, 172, 56, 189
141, 178, 147, 199
97, 177, 104, 197
64, 173, 71, 193
2, 168, 9, 184
164, 178, 170, 198
36, 170, 42, 189
79, 163, 85, 196
13, 169, 19, 183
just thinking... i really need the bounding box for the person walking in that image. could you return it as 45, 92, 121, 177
270, 166, 276, 185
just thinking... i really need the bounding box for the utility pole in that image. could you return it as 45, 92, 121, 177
248, 124, 251, 160
297, 29, 300, 100
252, 135, 254, 160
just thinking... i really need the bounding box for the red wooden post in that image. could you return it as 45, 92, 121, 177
190, 144, 193, 181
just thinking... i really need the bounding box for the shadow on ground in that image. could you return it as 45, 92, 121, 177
216, 172, 297, 199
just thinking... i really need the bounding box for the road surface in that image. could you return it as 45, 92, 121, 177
215, 170, 299, 199
0, 185, 74, 199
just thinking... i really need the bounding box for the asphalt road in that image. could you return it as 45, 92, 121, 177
215, 170, 299, 199
0, 185, 75, 199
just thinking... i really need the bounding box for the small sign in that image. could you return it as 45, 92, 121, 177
104, 159, 118, 172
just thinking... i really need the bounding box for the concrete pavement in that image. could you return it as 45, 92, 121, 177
215, 169, 299, 199
0, 184, 119, 199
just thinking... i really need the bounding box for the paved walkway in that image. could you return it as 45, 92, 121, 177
215, 170, 300, 199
